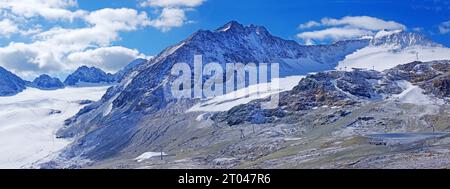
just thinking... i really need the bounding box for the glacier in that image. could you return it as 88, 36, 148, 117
0, 86, 108, 168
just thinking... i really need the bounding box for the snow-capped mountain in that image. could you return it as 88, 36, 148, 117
113, 58, 148, 82
45, 21, 450, 168
0, 66, 27, 96
371, 30, 441, 48
63, 66, 116, 86
214, 60, 449, 126
31, 74, 65, 90
337, 30, 450, 71
56, 21, 369, 137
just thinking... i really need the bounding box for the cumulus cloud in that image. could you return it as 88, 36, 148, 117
0, 19, 19, 37
298, 21, 320, 29
148, 8, 187, 32
0, 0, 86, 21
297, 27, 373, 41
0, 0, 206, 78
439, 21, 450, 34
140, 0, 205, 31
85, 8, 151, 31
66, 46, 148, 72
0, 7, 153, 78
297, 16, 406, 44
319, 16, 406, 31
140, 0, 205, 8
0, 42, 62, 78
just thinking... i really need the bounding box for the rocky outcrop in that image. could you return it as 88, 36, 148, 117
0, 66, 26, 96
214, 60, 449, 126
64, 66, 116, 86
31, 74, 64, 90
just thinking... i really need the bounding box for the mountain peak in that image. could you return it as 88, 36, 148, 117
371, 30, 442, 48
32, 74, 64, 90
374, 29, 403, 39
215, 21, 270, 35
216, 20, 245, 32
64, 66, 115, 86
0, 66, 26, 96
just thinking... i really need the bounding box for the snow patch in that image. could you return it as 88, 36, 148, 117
0, 86, 108, 168
187, 76, 304, 112
337, 46, 450, 71
135, 152, 166, 162
394, 81, 442, 105
374, 30, 403, 39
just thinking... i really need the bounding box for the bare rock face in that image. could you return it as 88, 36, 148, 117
31, 74, 64, 90
0, 66, 26, 96
214, 60, 449, 127
63, 66, 116, 86
385, 60, 450, 99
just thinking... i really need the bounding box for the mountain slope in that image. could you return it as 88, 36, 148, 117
47, 60, 449, 169
337, 30, 450, 71
64, 66, 116, 86
57, 21, 369, 137
113, 58, 148, 82
0, 66, 27, 96
46, 22, 449, 168
0, 86, 109, 168
31, 74, 65, 90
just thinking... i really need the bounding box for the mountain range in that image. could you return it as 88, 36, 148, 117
0, 21, 449, 168
0, 58, 147, 96
27, 21, 449, 168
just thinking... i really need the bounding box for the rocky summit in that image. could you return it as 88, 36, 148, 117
63, 66, 116, 86
31, 74, 64, 90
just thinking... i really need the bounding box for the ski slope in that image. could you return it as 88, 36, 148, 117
337, 46, 450, 71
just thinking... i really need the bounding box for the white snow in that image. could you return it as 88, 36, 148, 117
187, 76, 304, 112
337, 46, 450, 71
394, 80, 443, 105
279, 58, 334, 76
196, 113, 210, 121
374, 30, 402, 39
103, 101, 113, 117
284, 137, 303, 141
69, 82, 114, 87
0, 86, 108, 168
218, 24, 232, 32
135, 152, 166, 162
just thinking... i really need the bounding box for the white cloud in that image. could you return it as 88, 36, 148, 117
0, 19, 19, 37
439, 21, 450, 34
297, 27, 373, 41
297, 16, 406, 44
149, 8, 187, 32
66, 46, 146, 72
0, 42, 61, 78
140, 0, 205, 8
320, 16, 406, 31
298, 21, 320, 29
140, 0, 205, 31
0, 42, 146, 78
0, 0, 207, 77
86, 8, 151, 31
0, 0, 86, 21
0, 7, 153, 78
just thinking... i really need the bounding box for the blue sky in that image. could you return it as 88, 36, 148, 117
0, 0, 449, 79
89, 0, 450, 55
